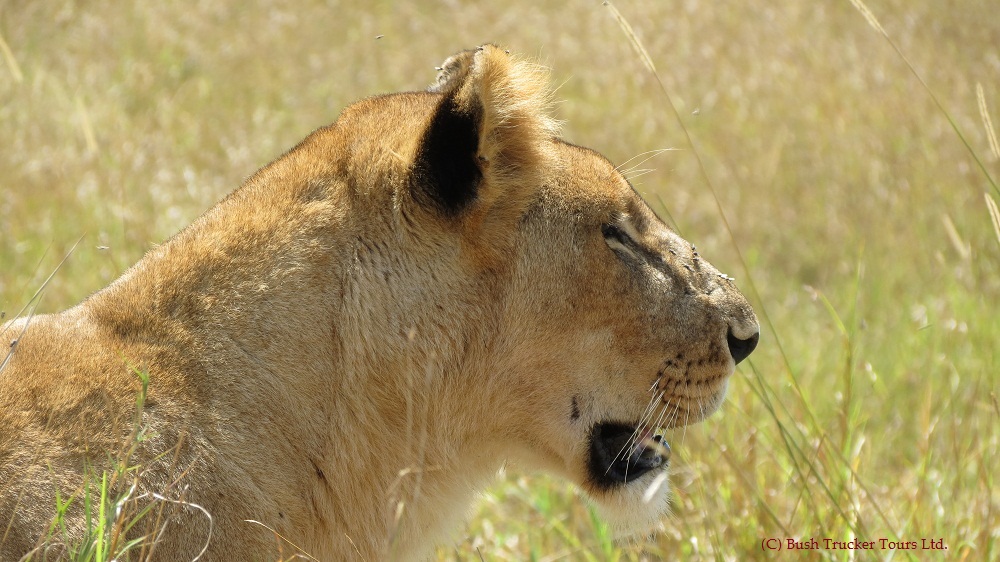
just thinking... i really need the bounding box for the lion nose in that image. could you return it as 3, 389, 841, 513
726, 328, 759, 365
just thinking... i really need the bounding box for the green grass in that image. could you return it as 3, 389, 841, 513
1, 0, 998, 560
25, 366, 182, 561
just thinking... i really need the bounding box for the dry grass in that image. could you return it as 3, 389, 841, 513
1, 0, 998, 560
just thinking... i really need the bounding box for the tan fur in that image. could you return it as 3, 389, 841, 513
0, 45, 758, 561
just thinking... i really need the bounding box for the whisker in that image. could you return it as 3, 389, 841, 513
629, 403, 669, 457
661, 400, 681, 431
613, 148, 676, 173
610, 390, 664, 467
621, 168, 656, 181
680, 402, 696, 447
647, 403, 669, 450
632, 401, 665, 455
645, 402, 675, 460
636, 390, 667, 435
648, 376, 661, 393
638, 390, 665, 428
651, 400, 675, 436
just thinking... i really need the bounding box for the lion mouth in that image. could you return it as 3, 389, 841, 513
587, 421, 671, 488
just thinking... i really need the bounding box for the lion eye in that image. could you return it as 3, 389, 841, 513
601, 223, 628, 242
601, 223, 640, 260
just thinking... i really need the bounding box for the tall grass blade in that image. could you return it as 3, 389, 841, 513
0, 29, 23, 83
1, 237, 84, 374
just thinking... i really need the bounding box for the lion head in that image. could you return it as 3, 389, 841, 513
321, 44, 760, 548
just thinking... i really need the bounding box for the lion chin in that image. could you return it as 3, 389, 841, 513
0, 45, 758, 561
585, 422, 674, 534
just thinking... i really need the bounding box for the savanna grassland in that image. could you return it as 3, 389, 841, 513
1, 0, 998, 560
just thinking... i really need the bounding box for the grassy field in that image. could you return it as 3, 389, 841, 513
2, 0, 998, 560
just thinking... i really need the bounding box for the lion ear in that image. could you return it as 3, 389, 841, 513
412, 45, 559, 235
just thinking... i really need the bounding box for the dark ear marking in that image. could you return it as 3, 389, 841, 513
412, 91, 483, 215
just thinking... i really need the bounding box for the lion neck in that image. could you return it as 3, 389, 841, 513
82, 175, 522, 559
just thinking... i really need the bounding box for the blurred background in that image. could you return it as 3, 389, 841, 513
1, 0, 997, 559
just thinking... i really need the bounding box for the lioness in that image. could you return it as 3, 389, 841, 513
0, 46, 758, 561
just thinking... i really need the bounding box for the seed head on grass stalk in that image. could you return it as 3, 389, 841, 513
976, 82, 1000, 248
